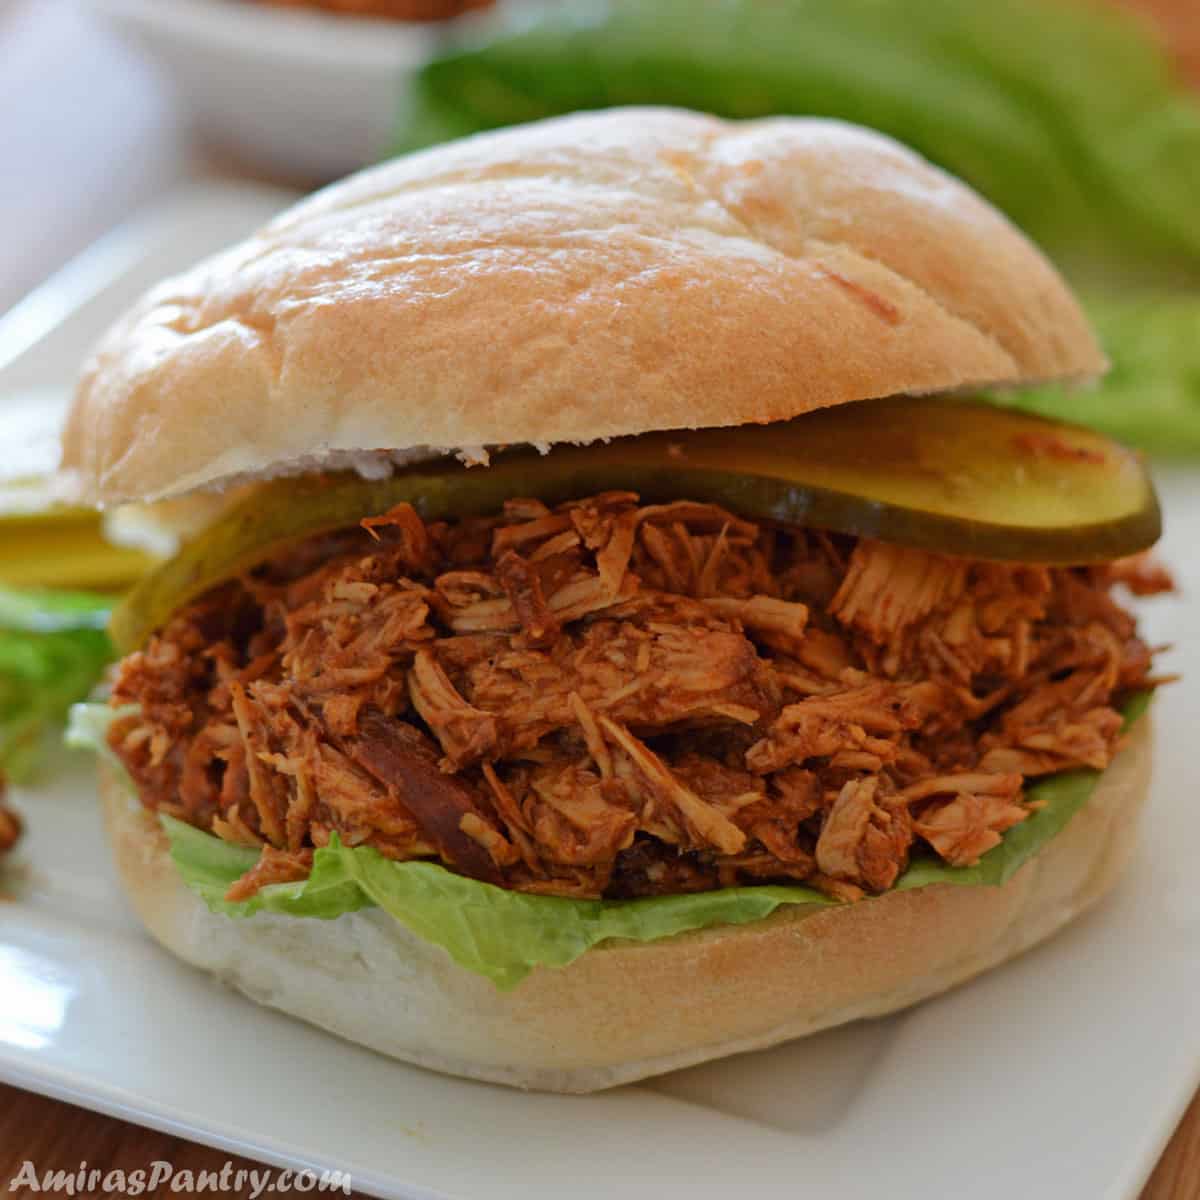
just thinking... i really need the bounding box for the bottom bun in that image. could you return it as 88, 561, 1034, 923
99, 720, 1151, 1093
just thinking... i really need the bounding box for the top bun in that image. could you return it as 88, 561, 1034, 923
62, 108, 1105, 506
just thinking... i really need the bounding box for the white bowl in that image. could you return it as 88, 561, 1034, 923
82, 0, 487, 181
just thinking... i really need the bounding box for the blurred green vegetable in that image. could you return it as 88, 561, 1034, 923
999, 292, 1200, 456
0, 588, 113, 781
398, 0, 1200, 285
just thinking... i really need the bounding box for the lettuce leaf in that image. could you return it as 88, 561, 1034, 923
0, 588, 114, 781
161, 817, 831, 989
995, 293, 1200, 458
395, 0, 1200, 285
70, 690, 1135, 989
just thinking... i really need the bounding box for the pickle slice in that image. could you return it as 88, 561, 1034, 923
0, 393, 159, 589
0, 508, 158, 590
110, 397, 1161, 652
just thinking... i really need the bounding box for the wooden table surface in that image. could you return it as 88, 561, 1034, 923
1, 1, 1197, 1196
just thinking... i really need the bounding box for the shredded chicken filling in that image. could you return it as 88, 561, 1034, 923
107, 493, 1168, 901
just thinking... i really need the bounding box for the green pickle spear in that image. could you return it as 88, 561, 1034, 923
110, 397, 1161, 653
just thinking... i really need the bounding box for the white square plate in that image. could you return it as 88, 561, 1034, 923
2, 184, 1198, 1200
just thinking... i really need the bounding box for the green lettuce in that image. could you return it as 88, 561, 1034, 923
996, 293, 1200, 458
161, 817, 831, 989
0, 588, 114, 780
55, 691, 1144, 989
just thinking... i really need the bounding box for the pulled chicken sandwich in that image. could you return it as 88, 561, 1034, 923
61, 108, 1170, 1093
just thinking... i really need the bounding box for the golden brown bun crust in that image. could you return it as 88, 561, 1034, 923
64, 108, 1105, 506
98, 719, 1150, 1093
